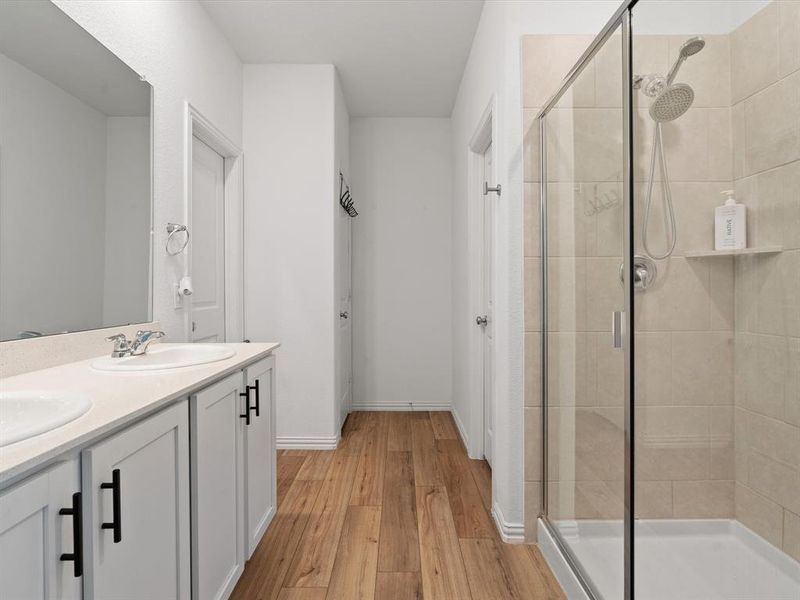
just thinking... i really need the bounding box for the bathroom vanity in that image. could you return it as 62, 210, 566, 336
0, 343, 279, 600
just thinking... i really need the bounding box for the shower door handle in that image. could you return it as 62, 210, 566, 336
611, 311, 624, 349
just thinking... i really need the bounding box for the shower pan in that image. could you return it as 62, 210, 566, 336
533, 1, 800, 599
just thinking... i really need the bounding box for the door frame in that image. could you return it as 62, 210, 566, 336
466, 97, 497, 463
182, 102, 244, 342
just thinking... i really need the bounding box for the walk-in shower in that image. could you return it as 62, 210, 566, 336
530, 0, 800, 599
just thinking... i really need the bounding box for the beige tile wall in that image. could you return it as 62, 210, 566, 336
731, 0, 800, 563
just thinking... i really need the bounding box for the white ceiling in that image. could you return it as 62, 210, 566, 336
201, 0, 484, 117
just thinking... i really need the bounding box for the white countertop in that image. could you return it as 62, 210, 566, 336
0, 342, 279, 487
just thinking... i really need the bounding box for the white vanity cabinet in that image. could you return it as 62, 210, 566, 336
0, 346, 277, 600
190, 356, 278, 600
81, 400, 191, 600
190, 373, 246, 600
243, 356, 277, 557
0, 459, 82, 600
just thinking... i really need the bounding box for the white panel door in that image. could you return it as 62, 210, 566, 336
337, 212, 353, 427
191, 135, 226, 342
82, 401, 190, 600
243, 355, 277, 557
190, 373, 244, 600
0, 460, 82, 600
481, 143, 495, 466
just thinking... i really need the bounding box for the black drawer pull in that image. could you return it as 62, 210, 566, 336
252, 380, 260, 417
59, 492, 83, 577
100, 469, 122, 543
240, 387, 252, 425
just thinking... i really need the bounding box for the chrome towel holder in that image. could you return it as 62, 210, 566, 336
165, 222, 190, 256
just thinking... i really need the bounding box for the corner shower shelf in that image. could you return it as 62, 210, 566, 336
685, 246, 783, 258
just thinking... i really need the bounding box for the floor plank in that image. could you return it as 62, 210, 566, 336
435, 440, 494, 538
351, 413, 389, 506
375, 572, 423, 600
411, 413, 443, 486
338, 411, 370, 456
231, 479, 322, 600
507, 544, 567, 600
469, 459, 492, 511
460, 538, 522, 599
278, 455, 308, 505
387, 411, 412, 451
325, 506, 381, 600
377, 451, 420, 572
429, 411, 459, 440
283, 453, 360, 587
296, 451, 334, 481
277, 589, 328, 600
415, 485, 472, 599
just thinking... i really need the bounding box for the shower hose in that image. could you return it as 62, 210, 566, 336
642, 122, 677, 260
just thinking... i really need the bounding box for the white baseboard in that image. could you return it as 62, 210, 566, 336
276, 434, 340, 450
349, 402, 451, 411
492, 501, 525, 544
451, 407, 470, 450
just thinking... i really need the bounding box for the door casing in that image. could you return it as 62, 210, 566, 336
183, 103, 244, 343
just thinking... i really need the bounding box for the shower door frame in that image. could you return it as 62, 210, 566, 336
536, 1, 639, 599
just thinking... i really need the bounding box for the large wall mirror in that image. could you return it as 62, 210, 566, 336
0, 1, 152, 341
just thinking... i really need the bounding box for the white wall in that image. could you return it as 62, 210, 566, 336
103, 116, 151, 327
54, 0, 243, 341
243, 64, 339, 444
449, 0, 619, 537
350, 118, 453, 411
0, 53, 107, 339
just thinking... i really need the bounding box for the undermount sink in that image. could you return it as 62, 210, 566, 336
0, 391, 93, 447
91, 344, 236, 372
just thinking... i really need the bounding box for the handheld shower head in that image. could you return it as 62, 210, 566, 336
666, 36, 705, 84
679, 36, 706, 57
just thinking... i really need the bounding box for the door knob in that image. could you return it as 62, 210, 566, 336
476, 315, 488, 326
339, 311, 349, 319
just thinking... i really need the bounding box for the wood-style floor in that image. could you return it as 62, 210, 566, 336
231, 411, 565, 600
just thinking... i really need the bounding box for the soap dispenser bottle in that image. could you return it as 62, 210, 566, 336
715, 190, 746, 250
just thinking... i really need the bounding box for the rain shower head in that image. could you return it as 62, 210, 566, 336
666, 36, 705, 84
649, 83, 695, 122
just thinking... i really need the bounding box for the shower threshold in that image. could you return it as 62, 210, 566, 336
539, 518, 800, 600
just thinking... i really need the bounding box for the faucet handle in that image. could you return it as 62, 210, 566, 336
106, 333, 131, 357
135, 330, 166, 342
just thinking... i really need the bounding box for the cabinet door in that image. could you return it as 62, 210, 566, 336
191, 373, 244, 600
0, 460, 82, 600
82, 401, 190, 600
243, 355, 277, 557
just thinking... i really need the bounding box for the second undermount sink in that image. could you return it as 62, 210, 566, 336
91, 344, 236, 372
0, 391, 93, 447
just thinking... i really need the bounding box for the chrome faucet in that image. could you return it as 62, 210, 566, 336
131, 330, 166, 355
106, 330, 165, 358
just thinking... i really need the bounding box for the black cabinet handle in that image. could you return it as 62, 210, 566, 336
100, 469, 122, 543
59, 492, 83, 577
252, 380, 260, 417
240, 387, 252, 425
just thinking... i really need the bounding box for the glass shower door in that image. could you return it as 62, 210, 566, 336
541, 23, 628, 600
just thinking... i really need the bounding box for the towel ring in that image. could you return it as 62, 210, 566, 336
166, 223, 190, 256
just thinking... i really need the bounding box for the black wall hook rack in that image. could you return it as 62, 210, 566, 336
339, 172, 358, 218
